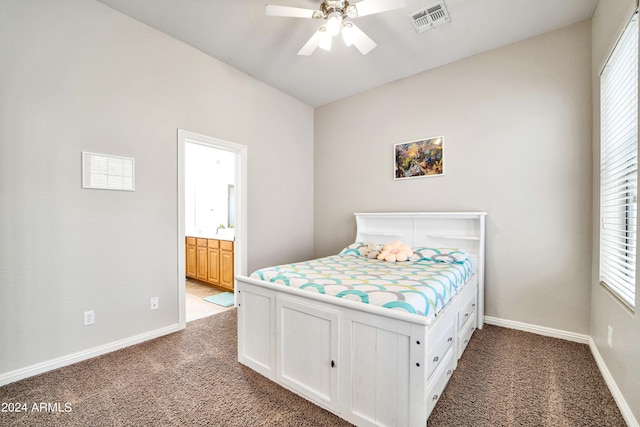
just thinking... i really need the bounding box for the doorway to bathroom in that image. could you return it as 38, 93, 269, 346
177, 130, 247, 328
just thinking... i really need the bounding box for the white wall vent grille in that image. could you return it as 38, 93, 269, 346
409, 0, 450, 33
82, 151, 135, 191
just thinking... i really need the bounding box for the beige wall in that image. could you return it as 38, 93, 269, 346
0, 0, 313, 375
314, 21, 593, 334
591, 0, 640, 421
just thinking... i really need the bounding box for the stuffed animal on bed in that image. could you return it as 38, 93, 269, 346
377, 241, 413, 262
360, 242, 383, 259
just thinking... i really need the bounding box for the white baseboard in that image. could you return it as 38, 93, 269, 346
484, 315, 590, 344
589, 338, 639, 427
0, 323, 182, 387
484, 315, 638, 427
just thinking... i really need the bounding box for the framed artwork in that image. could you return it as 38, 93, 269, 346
394, 136, 444, 180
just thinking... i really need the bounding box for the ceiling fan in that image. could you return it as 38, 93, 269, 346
265, 0, 406, 56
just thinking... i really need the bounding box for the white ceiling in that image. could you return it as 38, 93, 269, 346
95, 0, 598, 107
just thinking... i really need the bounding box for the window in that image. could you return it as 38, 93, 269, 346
600, 12, 639, 309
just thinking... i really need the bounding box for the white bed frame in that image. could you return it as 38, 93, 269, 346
236, 212, 486, 427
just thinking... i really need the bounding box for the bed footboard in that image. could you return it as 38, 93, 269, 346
237, 274, 479, 427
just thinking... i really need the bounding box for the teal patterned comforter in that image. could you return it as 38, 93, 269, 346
251, 254, 474, 319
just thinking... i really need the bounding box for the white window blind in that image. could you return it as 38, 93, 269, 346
600, 12, 639, 309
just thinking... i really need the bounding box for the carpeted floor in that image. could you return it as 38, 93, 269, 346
0, 309, 626, 426
427, 325, 626, 427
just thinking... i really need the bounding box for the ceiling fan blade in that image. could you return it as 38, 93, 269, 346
297, 29, 323, 56
350, 0, 406, 17
265, 4, 319, 19
347, 22, 377, 55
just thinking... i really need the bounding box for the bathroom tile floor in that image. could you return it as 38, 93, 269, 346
186, 279, 235, 322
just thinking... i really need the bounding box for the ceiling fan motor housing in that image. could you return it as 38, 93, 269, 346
320, 1, 357, 19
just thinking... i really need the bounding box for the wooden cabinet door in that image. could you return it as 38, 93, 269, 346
186, 244, 197, 278
196, 244, 207, 281
186, 237, 197, 279
207, 247, 220, 284
220, 249, 234, 290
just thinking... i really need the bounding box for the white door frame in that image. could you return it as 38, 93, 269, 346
177, 129, 248, 329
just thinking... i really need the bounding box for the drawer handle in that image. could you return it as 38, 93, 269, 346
433, 356, 439, 362
447, 369, 452, 375
432, 394, 439, 402
447, 337, 453, 342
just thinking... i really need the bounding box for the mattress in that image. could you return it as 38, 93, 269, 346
250, 249, 474, 320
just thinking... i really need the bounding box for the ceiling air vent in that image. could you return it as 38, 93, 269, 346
409, 0, 450, 34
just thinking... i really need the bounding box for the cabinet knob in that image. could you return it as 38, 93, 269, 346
447, 337, 453, 342
465, 313, 469, 317
432, 394, 439, 401
447, 369, 452, 375
331, 360, 335, 368
433, 356, 439, 362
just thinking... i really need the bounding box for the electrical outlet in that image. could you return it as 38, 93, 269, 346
607, 325, 613, 348
84, 310, 95, 326
150, 297, 159, 310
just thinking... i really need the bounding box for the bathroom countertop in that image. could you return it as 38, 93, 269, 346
187, 234, 235, 242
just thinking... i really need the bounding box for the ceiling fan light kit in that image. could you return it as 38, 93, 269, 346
327, 12, 344, 35
341, 21, 355, 46
265, 0, 407, 56
318, 27, 332, 50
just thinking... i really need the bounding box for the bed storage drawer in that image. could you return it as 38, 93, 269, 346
459, 298, 476, 330
457, 286, 477, 332
457, 315, 476, 359
426, 347, 455, 416
426, 321, 455, 380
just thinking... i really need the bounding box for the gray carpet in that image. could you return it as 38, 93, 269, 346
0, 310, 626, 426
427, 325, 626, 427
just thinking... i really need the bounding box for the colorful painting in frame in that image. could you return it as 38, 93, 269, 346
394, 136, 444, 180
